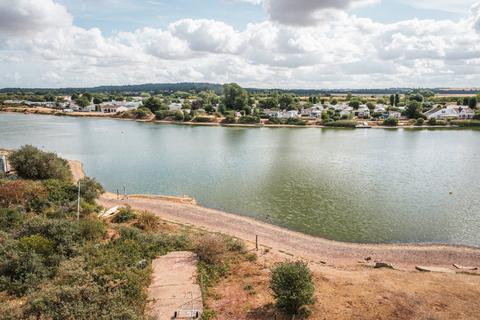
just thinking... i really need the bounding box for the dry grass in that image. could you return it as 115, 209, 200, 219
206, 249, 480, 320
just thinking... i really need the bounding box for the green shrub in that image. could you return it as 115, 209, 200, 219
267, 116, 283, 124
18, 234, 56, 257
134, 210, 160, 232
155, 110, 177, 120
427, 118, 436, 126
415, 118, 424, 126
450, 120, 480, 127
270, 261, 315, 316
78, 177, 104, 204
0, 208, 22, 232
286, 118, 306, 126
174, 110, 184, 121
238, 115, 260, 124
78, 218, 106, 241
222, 115, 237, 124
383, 117, 398, 126
9, 145, 72, 181
112, 205, 136, 223
193, 116, 216, 123
324, 120, 357, 128
42, 179, 76, 204
183, 113, 192, 122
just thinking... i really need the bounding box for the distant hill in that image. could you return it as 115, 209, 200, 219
0, 83, 478, 96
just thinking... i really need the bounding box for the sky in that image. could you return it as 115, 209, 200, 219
1, 0, 480, 89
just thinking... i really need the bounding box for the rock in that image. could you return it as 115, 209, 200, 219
374, 262, 394, 269
415, 266, 454, 273
137, 259, 148, 269
364, 257, 372, 261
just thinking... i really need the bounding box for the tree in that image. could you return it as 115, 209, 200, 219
75, 96, 90, 109
9, 145, 72, 181
78, 177, 104, 204
278, 94, 294, 110
143, 97, 163, 113
270, 261, 315, 317
468, 96, 478, 109
395, 93, 400, 106
389, 94, 395, 106
348, 98, 361, 110
223, 83, 248, 111
405, 101, 423, 119
258, 96, 278, 109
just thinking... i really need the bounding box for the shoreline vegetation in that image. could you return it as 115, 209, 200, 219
2, 106, 480, 130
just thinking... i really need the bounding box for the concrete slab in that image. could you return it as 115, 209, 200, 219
146, 251, 203, 320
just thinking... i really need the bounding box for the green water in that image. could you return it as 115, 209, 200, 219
1, 113, 479, 246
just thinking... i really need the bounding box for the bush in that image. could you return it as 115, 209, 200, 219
415, 118, 424, 126
9, 145, 72, 181
193, 116, 216, 123
267, 116, 283, 125
134, 210, 159, 231
78, 177, 104, 204
222, 115, 237, 124
324, 120, 357, 128
42, 179, 76, 204
195, 234, 228, 265
0, 208, 22, 232
427, 118, 437, 126
155, 110, 177, 120
18, 234, 56, 257
383, 117, 398, 126
112, 205, 136, 223
270, 261, 315, 316
78, 218, 106, 241
0, 180, 48, 211
450, 120, 480, 127
238, 115, 260, 124
174, 110, 184, 121
286, 118, 306, 126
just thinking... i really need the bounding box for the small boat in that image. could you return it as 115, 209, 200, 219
356, 122, 371, 128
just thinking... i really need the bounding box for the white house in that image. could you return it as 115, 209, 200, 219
459, 107, 475, 119
374, 104, 386, 114
427, 108, 459, 120
388, 111, 402, 119
264, 109, 282, 118
280, 110, 300, 119
169, 103, 183, 111
354, 105, 370, 118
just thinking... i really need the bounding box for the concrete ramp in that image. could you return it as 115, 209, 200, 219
146, 251, 203, 320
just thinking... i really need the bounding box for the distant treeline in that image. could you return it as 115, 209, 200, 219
0, 82, 478, 96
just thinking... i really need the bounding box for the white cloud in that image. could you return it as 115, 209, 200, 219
0, 0, 72, 35
1, 0, 480, 88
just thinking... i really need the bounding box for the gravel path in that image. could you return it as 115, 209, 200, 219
99, 194, 480, 269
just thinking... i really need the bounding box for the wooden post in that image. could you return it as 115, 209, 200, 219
255, 235, 258, 251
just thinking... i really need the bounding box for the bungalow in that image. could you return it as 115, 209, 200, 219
280, 110, 300, 119
353, 105, 370, 118
459, 107, 475, 119
99, 101, 141, 113
388, 111, 402, 119
169, 103, 183, 111
301, 105, 323, 118
264, 109, 282, 118
374, 105, 386, 114
427, 107, 459, 120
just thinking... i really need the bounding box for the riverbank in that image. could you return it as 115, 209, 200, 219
1, 106, 472, 130
68, 161, 480, 270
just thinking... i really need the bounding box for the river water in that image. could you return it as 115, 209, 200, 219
1, 113, 479, 246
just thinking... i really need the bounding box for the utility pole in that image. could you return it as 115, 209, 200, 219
77, 180, 81, 220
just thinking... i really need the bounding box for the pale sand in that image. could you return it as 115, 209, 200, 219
69, 159, 480, 269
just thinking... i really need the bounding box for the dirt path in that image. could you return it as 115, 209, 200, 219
146, 252, 202, 320
98, 194, 480, 269
68, 160, 84, 182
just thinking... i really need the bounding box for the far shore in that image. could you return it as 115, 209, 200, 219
68, 160, 480, 270
0, 106, 470, 130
